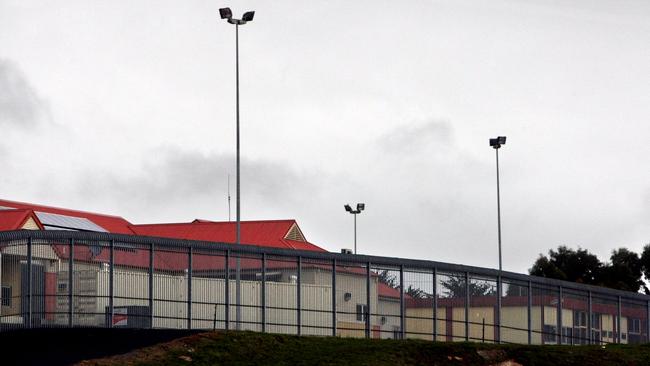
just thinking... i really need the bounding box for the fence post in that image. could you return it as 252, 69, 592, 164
68, 238, 74, 328
149, 243, 154, 329
225, 250, 230, 331
332, 258, 337, 337
27, 236, 32, 329
617, 296, 622, 344
587, 290, 594, 344
433, 267, 437, 342
647, 299, 650, 344
366, 261, 371, 339
557, 285, 562, 345
496, 274, 502, 343
399, 265, 405, 340
465, 271, 469, 342
297, 256, 302, 336
524, 280, 528, 344
187, 246, 192, 330
109, 239, 114, 328
262, 253, 266, 333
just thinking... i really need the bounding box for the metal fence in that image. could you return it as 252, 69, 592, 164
0, 230, 648, 345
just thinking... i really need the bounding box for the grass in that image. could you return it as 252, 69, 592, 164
75, 331, 650, 366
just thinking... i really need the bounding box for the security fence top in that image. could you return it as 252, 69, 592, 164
1, 229, 649, 302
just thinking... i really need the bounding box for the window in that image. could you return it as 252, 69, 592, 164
356, 304, 368, 322
58, 283, 67, 292
543, 325, 557, 343
1, 286, 11, 307
591, 313, 601, 330
572, 311, 588, 344
392, 326, 401, 340
574, 311, 587, 327
561, 326, 573, 344
630, 318, 641, 334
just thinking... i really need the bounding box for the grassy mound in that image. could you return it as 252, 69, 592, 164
76, 331, 650, 366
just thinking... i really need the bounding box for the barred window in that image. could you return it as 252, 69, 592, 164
1, 286, 11, 307
356, 304, 368, 322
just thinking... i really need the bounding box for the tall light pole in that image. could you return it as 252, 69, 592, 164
219, 7, 254, 331
489, 136, 506, 271
344, 203, 365, 254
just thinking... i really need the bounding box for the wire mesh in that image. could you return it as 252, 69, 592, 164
621, 298, 648, 344
300, 257, 333, 336
404, 268, 434, 341
531, 284, 559, 345
372, 265, 400, 339
190, 249, 227, 330
1, 232, 650, 347
437, 272, 467, 341
335, 261, 368, 338
592, 294, 620, 344
265, 255, 298, 335
468, 275, 497, 343
500, 278, 529, 344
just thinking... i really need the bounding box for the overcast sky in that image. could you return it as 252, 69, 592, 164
1, 0, 649, 274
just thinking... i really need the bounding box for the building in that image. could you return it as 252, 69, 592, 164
0, 198, 646, 344
0, 198, 400, 338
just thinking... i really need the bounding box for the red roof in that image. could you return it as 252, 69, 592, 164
0, 198, 326, 253
378, 282, 401, 299
130, 220, 326, 252
0, 209, 42, 231
0, 199, 134, 234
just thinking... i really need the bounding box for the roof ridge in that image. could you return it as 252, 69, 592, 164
132, 219, 297, 227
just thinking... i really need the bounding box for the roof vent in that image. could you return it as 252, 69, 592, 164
284, 223, 306, 242
341, 248, 353, 254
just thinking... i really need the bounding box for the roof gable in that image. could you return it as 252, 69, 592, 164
0, 198, 134, 234
0, 209, 43, 231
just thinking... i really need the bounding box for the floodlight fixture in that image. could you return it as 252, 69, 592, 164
242, 11, 255, 22
490, 136, 507, 149
219, 8, 232, 19
344, 202, 365, 254
220, 8, 255, 25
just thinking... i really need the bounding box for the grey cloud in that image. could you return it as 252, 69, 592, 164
0, 59, 51, 128
74, 147, 320, 220
377, 120, 452, 155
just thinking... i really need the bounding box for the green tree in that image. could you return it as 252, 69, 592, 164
529, 245, 648, 293
378, 270, 398, 288
640, 243, 650, 294
529, 246, 601, 285
405, 285, 431, 299
439, 276, 496, 298
598, 248, 645, 293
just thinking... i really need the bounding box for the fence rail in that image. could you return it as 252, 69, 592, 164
0, 230, 648, 345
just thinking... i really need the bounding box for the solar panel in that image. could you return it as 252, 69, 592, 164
36, 211, 108, 232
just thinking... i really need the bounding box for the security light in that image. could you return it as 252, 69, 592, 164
344, 202, 365, 254
490, 136, 506, 149
219, 8, 232, 19
242, 11, 255, 22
